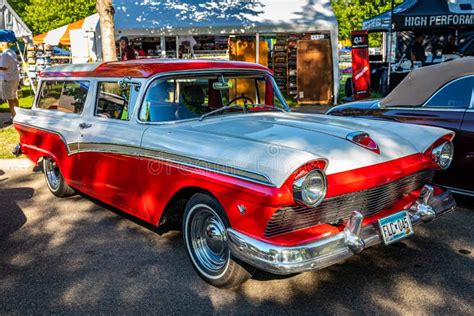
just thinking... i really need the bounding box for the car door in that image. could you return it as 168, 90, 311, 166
77, 79, 147, 218
454, 83, 474, 194
35, 79, 91, 190
378, 76, 474, 191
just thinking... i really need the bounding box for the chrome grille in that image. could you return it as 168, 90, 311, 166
265, 169, 435, 238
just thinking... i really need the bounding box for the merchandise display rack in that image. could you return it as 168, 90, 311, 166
272, 35, 288, 91
287, 34, 299, 96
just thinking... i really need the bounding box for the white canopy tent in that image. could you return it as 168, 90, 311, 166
112, 0, 339, 104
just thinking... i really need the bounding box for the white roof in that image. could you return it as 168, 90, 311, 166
113, 0, 337, 36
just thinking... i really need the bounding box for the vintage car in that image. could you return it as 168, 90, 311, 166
328, 58, 474, 196
13, 59, 456, 288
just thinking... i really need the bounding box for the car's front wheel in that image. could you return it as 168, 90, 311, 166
43, 157, 75, 197
183, 193, 255, 288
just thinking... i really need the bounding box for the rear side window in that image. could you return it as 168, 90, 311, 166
37, 81, 89, 114
95, 82, 141, 121
425, 77, 473, 109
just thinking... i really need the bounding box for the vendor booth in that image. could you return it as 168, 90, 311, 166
112, 0, 339, 105
361, 0, 474, 93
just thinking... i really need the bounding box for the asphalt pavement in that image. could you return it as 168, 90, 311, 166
0, 166, 473, 314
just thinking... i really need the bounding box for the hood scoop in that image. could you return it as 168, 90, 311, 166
346, 132, 380, 155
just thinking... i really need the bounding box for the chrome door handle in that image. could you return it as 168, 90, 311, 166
79, 123, 92, 129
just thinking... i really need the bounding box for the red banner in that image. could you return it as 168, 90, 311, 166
351, 30, 371, 100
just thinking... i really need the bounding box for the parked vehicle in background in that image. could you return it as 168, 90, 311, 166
328, 58, 474, 196
13, 59, 456, 288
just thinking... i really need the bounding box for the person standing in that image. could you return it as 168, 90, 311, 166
119, 37, 136, 61
0, 44, 20, 126
442, 34, 459, 55
409, 32, 426, 64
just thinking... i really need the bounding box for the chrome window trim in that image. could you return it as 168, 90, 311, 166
93, 78, 144, 121
134, 68, 290, 126
34, 78, 93, 118
422, 75, 474, 110
470, 83, 474, 109
36, 77, 147, 121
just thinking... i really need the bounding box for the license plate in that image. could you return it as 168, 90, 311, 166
378, 211, 414, 245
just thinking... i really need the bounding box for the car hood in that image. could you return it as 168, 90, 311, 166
142, 112, 453, 187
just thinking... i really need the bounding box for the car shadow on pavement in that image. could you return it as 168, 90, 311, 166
0, 170, 473, 314
0, 188, 32, 240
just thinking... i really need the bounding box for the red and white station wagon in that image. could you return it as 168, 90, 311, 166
13, 59, 456, 288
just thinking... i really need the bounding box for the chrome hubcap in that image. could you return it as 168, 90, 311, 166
189, 207, 229, 277
45, 159, 61, 191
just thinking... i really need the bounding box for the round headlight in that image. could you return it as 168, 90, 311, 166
432, 141, 454, 170
293, 170, 327, 207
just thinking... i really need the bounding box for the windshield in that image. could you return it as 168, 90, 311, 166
139, 72, 289, 122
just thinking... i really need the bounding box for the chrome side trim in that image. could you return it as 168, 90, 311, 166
228, 186, 456, 275
141, 147, 273, 185
14, 122, 73, 153
15, 121, 274, 185
73, 143, 274, 186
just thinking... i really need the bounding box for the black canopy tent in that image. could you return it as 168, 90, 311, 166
363, 0, 474, 56
364, 0, 474, 31
359, 0, 474, 94
392, 0, 473, 30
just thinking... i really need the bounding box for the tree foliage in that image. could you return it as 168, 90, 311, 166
331, 0, 403, 47
10, 0, 96, 34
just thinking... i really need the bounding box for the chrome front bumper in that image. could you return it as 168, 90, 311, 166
227, 185, 456, 275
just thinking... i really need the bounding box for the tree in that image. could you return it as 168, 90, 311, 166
21, 0, 96, 34
331, 0, 403, 47
96, 0, 117, 61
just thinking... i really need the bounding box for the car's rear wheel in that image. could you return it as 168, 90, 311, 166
43, 157, 75, 197
183, 193, 255, 288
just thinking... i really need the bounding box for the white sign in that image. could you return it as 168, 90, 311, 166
310, 34, 325, 41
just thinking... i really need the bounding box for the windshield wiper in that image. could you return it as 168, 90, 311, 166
199, 105, 246, 121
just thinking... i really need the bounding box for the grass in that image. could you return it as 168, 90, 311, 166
0, 86, 35, 113
0, 126, 20, 159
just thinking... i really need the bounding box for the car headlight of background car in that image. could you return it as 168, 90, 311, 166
293, 170, 327, 207
432, 141, 454, 170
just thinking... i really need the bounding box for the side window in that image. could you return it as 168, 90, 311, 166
37, 81, 89, 114
425, 77, 473, 109
140, 79, 210, 122
96, 82, 141, 120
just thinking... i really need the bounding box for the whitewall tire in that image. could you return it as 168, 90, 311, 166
183, 193, 255, 288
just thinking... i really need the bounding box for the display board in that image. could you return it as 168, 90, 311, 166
351, 30, 371, 99
296, 39, 333, 104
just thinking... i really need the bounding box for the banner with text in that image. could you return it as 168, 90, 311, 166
351, 30, 371, 100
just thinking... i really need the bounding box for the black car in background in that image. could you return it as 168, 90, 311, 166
328, 58, 474, 196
